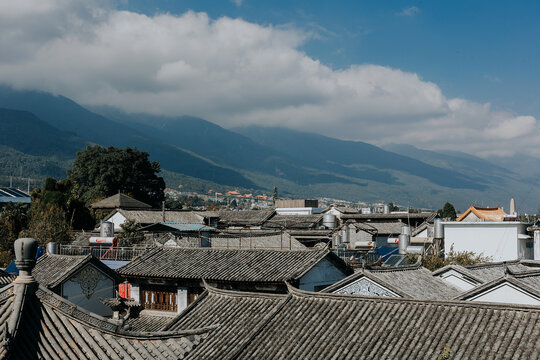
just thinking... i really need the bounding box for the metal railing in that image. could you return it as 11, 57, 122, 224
59, 245, 152, 261
330, 248, 381, 266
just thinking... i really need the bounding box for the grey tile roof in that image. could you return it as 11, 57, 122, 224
0, 283, 212, 359
263, 214, 323, 229
33, 254, 121, 288
341, 212, 437, 221
124, 312, 178, 332
322, 264, 462, 300
463, 260, 539, 282
213, 209, 275, 227
165, 285, 540, 360
90, 193, 152, 209
106, 209, 204, 225
211, 230, 306, 250
117, 247, 350, 283
0, 270, 15, 286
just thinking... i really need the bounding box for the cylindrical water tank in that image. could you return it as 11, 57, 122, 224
398, 234, 410, 255
46, 242, 58, 254
323, 214, 336, 229
401, 224, 411, 236
434, 219, 444, 239
100, 221, 114, 237
383, 205, 390, 214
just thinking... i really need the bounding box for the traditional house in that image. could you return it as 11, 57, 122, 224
322, 263, 461, 299
103, 209, 205, 231
454, 271, 540, 305
207, 209, 275, 229
161, 284, 540, 359
0, 238, 211, 359
32, 253, 122, 316
90, 192, 152, 211
263, 214, 323, 230
116, 247, 352, 313
457, 205, 507, 222
435, 259, 540, 305
210, 230, 306, 250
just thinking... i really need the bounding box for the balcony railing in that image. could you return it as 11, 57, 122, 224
58, 245, 152, 261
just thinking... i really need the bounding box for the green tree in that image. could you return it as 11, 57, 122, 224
273, 186, 278, 201
439, 202, 457, 220
117, 220, 143, 246
27, 201, 72, 245
68, 145, 165, 207
0, 202, 29, 250
32, 178, 93, 230
407, 246, 492, 271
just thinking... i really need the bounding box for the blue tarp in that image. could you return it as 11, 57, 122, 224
5, 246, 44, 274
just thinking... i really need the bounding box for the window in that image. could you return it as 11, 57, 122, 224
140, 285, 177, 312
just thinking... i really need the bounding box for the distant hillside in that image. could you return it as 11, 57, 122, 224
93, 108, 356, 186
0, 86, 256, 188
0, 108, 88, 158
1, 86, 538, 211
234, 126, 486, 190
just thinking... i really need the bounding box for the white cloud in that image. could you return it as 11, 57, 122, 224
397, 6, 420, 17
0, 0, 538, 157
231, 0, 243, 7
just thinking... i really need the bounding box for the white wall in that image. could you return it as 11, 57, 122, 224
107, 212, 127, 231
469, 283, 540, 306
437, 269, 479, 291
443, 222, 522, 261
298, 258, 348, 291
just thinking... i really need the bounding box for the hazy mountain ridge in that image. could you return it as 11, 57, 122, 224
0, 87, 256, 188
0, 86, 538, 211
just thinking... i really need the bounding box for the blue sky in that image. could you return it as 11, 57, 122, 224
1, 0, 538, 157
121, 0, 540, 117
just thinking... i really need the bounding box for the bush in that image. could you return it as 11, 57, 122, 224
408, 246, 492, 271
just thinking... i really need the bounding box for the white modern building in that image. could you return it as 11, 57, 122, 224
442, 221, 533, 261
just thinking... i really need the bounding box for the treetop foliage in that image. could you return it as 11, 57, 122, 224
438, 202, 457, 220
68, 145, 165, 207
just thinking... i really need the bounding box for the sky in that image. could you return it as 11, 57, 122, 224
1, 0, 539, 157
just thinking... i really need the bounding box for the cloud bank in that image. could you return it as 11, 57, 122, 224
0, 0, 538, 157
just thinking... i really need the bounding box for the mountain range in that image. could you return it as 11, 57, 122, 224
0, 85, 538, 212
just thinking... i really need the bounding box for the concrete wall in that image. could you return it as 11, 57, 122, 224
443, 222, 523, 261
298, 257, 348, 292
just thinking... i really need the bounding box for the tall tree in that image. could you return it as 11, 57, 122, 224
68, 146, 165, 207
439, 202, 457, 220
0, 202, 29, 251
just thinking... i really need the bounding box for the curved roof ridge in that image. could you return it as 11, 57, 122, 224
205, 282, 288, 299
286, 283, 540, 311
454, 275, 540, 302
367, 263, 423, 272
465, 259, 521, 269
35, 285, 215, 337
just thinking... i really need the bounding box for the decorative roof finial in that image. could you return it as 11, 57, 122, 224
14, 238, 38, 283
